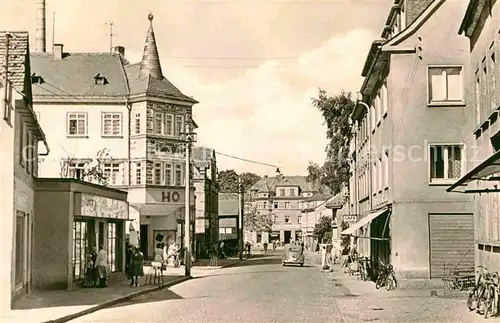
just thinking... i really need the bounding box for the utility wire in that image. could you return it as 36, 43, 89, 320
194, 145, 277, 168
165, 55, 297, 60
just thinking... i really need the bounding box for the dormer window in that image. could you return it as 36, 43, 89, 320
94, 73, 108, 85
31, 73, 44, 84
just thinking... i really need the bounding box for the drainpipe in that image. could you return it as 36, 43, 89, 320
126, 96, 131, 185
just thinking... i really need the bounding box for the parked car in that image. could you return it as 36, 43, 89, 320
282, 244, 305, 267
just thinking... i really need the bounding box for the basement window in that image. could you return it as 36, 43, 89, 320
94, 74, 108, 85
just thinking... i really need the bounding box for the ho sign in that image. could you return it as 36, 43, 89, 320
162, 191, 181, 203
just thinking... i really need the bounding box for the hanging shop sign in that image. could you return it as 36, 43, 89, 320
343, 215, 358, 223
162, 191, 181, 203
80, 194, 129, 220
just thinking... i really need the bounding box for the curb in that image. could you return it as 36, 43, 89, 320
42, 276, 191, 323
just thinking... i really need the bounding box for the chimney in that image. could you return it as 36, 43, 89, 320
52, 44, 63, 60
114, 46, 125, 57
35, 0, 46, 52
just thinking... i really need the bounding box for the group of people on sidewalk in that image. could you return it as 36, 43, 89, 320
84, 245, 111, 288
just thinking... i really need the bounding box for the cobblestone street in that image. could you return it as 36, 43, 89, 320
71, 255, 482, 323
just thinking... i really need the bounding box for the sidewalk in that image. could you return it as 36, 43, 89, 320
5, 258, 241, 323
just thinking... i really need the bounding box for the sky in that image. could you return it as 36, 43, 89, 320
1, 0, 393, 176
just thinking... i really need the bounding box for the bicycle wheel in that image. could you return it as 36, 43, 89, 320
375, 274, 383, 289
484, 287, 493, 318
467, 289, 478, 311
386, 274, 396, 291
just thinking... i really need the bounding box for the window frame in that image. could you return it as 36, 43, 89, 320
135, 162, 142, 185
103, 162, 121, 185
426, 65, 466, 106
174, 115, 184, 137
428, 143, 465, 185
165, 114, 174, 136
164, 163, 173, 186
134, 113, 141, 134
101, 112, 123, 137
67, 112, 88, 137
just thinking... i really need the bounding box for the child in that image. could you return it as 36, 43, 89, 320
84, 254, 95, 287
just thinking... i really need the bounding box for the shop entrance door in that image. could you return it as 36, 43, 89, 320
140, 225, 148, 259
284, 231, 291, 244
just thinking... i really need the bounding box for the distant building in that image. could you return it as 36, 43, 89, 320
249, 172, 325, 244
30, 12, 198, 261
192, 147, 219, 257
218, 193, 240, 251
0, 31, 49, 309
452, 0, 500, 273
348, 0, 474, 279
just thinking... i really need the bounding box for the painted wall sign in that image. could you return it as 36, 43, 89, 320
80, 194, 129, 220
162, 191, 181, 203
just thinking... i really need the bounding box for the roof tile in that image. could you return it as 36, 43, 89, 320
0, 31, 30, 90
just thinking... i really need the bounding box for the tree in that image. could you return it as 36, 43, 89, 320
60, 147, 112, 186
244, 207, 273, 233
313, 216, 333, 243
308, 89, 355, 195
217, 169, 261, 193
340, 221, 351, 249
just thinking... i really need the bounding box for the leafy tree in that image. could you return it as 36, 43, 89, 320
244, 207, 273, 233
313, 216, 333, 243
340, 221, 351, 249
60, 147, 111, 186
308, 89, 355, 194
217, 169, 260, 193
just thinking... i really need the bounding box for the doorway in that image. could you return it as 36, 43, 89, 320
98, 222, 104, 248
140, 225, 149, 259
284, 231, 291, 244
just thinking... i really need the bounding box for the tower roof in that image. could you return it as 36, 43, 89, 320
139, 13, 163, 79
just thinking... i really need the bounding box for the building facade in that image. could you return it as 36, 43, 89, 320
218, 193, 240, 253
30, 11, 197, 259
193, 147, 219, 257
0, 31, 49, 309
249, 174, 320, 244
347, 0, 475, 279
450, 0, 500, 273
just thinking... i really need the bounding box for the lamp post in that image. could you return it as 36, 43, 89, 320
238, 179, 244, 260
182, 124, 196, 277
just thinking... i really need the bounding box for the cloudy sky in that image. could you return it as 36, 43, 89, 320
2, 0, 392, 176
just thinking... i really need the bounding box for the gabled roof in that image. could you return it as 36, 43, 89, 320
30, 52, 128, 101
251, 175, 319, 193
459, 0, 486, 38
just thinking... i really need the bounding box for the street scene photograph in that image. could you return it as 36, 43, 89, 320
0, 0, 499, 322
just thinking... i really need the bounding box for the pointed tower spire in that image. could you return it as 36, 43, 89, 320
139, 13, 163, 79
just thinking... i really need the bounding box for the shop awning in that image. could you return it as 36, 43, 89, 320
341, 208, 388, 236
447, 149, 500, 193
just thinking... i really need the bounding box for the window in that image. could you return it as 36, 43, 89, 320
165, 114, 173, 136
273, 202, 278, 209
384, 151, 389, 188
103, 163, 121, 185
288, 188, 295, 196
175, 164, 182, 186
279, 188, 285, 196
375, 94, 382, 123
370, 106, 376, 130
134, 113, 141, 134
175, 115, 184, 136
489, 47, 497, 111
429, 145, 464, 183
263, 201, 267, 209
428, 66, 463, 103
19, 123, 25, 167
15, 212, 25, 285
154, 112, 163, 134
102, 112, 122, 136
285, 202, 291, 209
378, 158, 383, 192
475, 73, 481, 124
274, 215, 279, 223
284, 216, 290, 224
107, 222, 117, 272
381, 82, 388, 116
67, 113, 87, 136
94, 74, 107, 85
72, 220, 88, 281
68, 162, 86, 180
164, 163, 172, 185
135, 162, 142, 185
372, 162, 377, 194
154, 163, 161, 185
297, 215, 302, 224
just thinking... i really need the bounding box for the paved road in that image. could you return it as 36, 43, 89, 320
71, 255, 481, 323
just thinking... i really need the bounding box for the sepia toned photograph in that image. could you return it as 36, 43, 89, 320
0, 0, 499, 322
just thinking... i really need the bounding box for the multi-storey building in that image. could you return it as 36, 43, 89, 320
300, 194, 343, 251
30, 9, 197, 259
347, 0, 475, 280
0, 31, 48, 309
193, 147, 219, 257
450, 0, 500, 273
249, 173, 320, 244
218, 193, 240, 247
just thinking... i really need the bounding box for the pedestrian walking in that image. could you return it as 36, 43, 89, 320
95, 245, 109, 288
263, 242, 268, 254
152, 243, 165, 280
272, 241, 276, 252
130, 246, 144, 287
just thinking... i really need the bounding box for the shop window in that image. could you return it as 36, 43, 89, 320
15, 212, 25, 286
107, 222, 117, 272
72, 220, 89, 281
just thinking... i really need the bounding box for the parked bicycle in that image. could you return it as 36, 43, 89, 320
375, 261, 397, 291
358, 257, 371, 282
467, 266, 499, 318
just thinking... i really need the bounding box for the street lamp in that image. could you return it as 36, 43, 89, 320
237, 178, 244, 260
181, 124, 197, 277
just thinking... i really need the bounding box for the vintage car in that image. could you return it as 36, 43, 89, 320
282, 244, 305, 266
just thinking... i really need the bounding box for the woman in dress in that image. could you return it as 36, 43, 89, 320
129, 246, 144, 287
95, 245, 108, 288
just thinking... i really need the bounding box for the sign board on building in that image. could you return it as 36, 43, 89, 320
80, 194, 129, 220
343, 215, 358, 223
147, 188, 195, 205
